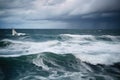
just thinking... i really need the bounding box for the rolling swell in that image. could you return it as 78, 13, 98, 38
0, 52, 120, 80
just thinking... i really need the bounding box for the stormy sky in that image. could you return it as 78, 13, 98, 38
0, 0, 120, 29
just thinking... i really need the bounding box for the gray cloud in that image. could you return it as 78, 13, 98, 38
0, 0, 120, 29
0, 0, 34, 9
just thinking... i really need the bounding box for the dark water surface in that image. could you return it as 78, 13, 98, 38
0, 29, 120, 80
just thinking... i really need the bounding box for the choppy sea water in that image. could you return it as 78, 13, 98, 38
0, 29, 120, 80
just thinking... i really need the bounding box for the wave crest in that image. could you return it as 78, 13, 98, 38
0, 34, 120, 65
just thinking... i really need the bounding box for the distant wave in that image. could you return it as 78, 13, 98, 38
59, 34, 120, 42
17, 32, 26, 36
0, 40, 11, 47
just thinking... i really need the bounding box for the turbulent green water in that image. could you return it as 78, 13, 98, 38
0, 29, 120, 80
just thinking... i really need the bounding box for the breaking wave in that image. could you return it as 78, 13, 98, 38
0, 34, 120, 65
0, 33, 120, 80
0, 52, 120, 80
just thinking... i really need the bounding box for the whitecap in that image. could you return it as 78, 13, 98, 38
0, 34, 120, 65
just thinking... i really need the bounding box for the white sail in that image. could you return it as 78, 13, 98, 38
12, 29, 18, 36
12, 29, 26, 36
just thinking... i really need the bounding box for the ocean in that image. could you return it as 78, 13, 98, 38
0, 29, 120, 80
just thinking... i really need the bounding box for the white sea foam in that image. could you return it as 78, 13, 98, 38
33, 55, 49, 70
60, 34, 96, 41
0, 34, 120, 65
16, 32, 26, 36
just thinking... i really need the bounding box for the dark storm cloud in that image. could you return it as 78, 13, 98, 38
0, 0, 120, 29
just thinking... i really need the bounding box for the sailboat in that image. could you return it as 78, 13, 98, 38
12, 29, 18, 36
12, 29, 26, 36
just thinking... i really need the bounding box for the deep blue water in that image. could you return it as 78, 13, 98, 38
0, 29, 120, 80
